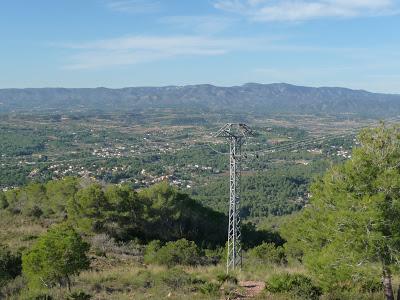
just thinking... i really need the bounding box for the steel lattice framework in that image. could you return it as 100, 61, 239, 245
215, 123, 253, 273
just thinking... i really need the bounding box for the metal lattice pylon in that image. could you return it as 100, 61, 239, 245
215, 123, 253, 273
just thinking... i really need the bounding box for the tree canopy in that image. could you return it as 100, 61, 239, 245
282, 125, 400, 298
0, 244, 21, 287
22, 223, 90, 290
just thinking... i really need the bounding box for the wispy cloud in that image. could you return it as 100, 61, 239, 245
214, 0, 399, 22
160, 15, 236, 34
60, 35, 270, 69
106, 0, 161, 14
56, 34, 377, 70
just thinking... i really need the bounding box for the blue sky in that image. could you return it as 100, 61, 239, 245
0, 0, 399, 92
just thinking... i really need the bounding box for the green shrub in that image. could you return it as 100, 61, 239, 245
143, 240, 162, 264
22, 223, 90, 290
198, 282, 220, 295
204, 247, 225, 265
158, 239, 201, 267
266, 273, 322, 300
144, 239, 201, 267
0, 192, 8, 209
0, 244, 22, 286
249, 242, 287, 265
26, 205, 43, 218
216, 273, 238, 285
160, 267, 194, 289
132, 270, 155, 289
19, 290, 54, 300
68, 291, 92, 300
355, 276, 382, 293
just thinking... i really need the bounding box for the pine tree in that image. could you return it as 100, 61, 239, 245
283, 124, 400, 299
22, 223, 90, 290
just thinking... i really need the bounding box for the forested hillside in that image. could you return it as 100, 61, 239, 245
2, 83, 400, 117
0, 180, 281, 299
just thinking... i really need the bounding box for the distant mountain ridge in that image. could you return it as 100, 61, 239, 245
1, 83, 399, 117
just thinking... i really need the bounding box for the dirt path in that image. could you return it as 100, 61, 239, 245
238, 281, 265, 298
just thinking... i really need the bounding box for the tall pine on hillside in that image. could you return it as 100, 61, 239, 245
283, 124, 400, 300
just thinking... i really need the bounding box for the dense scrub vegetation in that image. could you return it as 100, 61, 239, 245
266, 273, 322, 300
0, 179, 282, 298
2, 180, 226, 247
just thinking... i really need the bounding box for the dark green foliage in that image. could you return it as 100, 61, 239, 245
216, 273, 238, 285
248, 242, 287, 265
192, 162, 328, 217
22, 183, 48, 216
282, 125, 400, 294
198, 282, 220, 295
3, 178, 272, 253
3, 179, 229, 247
143, 240, 162, 264
67, 291, 92, 300
5, 183, 48, 217
19, 290, 54, 300
26, 205, 43, 218
4, 178, 78, 219
45, 177, 78, 215
144, 239, 201, 267
266, 273, 322, 300
241, 222, 285, 249
0, 126, 46, 156
139, 182, 227, 247
204, 247, 225, 265
67, 184, 110, 233
0, 192, 8, 209
0, 244, 22, 286
28, 294, 53, 300
103, 185, 143, 240
22, 223, 90, 289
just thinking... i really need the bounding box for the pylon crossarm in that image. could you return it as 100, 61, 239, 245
214, 123, 234, 138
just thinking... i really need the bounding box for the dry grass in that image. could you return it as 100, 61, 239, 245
0, 212, 392, 300
63, 255, 224, 300
0, 211, 47, 251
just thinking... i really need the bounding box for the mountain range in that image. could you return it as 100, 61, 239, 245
1, 83, 399, 118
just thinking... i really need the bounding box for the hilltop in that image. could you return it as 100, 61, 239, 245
1, 83, 400, 117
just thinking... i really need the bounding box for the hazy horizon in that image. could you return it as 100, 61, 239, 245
1, 82, 399, 95
1, 0, 399, 93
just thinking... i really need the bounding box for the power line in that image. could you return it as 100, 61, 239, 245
254, 117, 400, 155
206, 117, 400, 157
